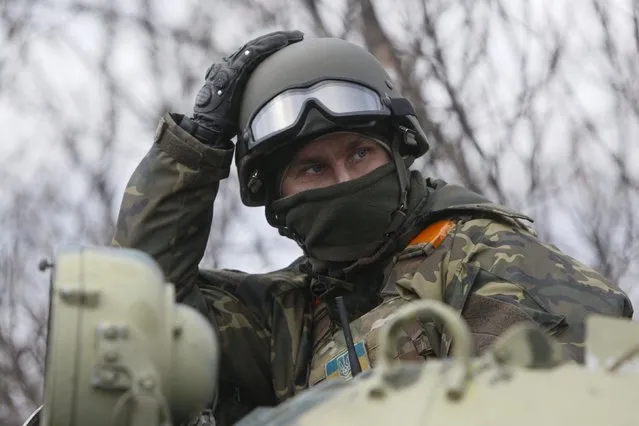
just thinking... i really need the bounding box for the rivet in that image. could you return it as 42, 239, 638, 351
173, 325, 183, 338
104, 351, 119, 363
368, 387, 386, 399
99, 369, 117, 384
139, 377, 155, 391
99, 324, 129, 340
103, 326, 119, 340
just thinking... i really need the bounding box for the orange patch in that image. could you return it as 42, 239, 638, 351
409, 219, 456, 248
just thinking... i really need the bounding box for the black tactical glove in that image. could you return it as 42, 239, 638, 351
190, 30, 304, 144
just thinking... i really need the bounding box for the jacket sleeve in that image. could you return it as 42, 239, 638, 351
111, 114, 276, 410
447, 217, 634, 362
112, 113, 233, 295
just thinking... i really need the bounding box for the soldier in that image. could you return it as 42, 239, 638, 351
112, 31, 633, 424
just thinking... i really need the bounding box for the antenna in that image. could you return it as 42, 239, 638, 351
335, 296, 362, 377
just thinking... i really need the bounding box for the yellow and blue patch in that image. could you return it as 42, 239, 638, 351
325, 341, 371, 380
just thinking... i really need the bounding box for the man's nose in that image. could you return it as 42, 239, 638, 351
334, 164, 353, 184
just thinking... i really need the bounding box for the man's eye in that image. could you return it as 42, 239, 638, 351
351, 147, 370, 162
302, 164, 325, 175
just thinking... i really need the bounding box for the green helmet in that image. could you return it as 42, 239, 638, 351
235, 36, 429, 206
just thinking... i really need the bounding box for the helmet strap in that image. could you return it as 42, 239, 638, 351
380, 127, 413, 236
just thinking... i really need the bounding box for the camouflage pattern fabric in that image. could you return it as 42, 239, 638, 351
113, 114, 633, 425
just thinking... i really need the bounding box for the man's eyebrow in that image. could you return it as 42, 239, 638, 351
289, 136, 374, 167
289, 153, 324, 168
346, 136, 376, 150
346, 138, 362, 151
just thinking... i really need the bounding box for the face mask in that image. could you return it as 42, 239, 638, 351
271, 163, 405, 262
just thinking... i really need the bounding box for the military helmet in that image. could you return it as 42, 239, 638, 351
235, 36, 430, 206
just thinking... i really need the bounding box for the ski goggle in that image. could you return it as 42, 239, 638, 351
247, 80, 391, 149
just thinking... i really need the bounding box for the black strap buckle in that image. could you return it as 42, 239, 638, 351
398, 125, 419, 153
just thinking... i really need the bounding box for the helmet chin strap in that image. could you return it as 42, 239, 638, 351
382, 129, 411, 234
265, 127, 417, 277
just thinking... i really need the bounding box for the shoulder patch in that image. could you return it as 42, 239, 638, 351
409, 219, 456, 248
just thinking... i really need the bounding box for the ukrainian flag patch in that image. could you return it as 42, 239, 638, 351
325, 341, 371, 380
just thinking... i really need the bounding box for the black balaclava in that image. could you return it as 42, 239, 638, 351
267, 128, 430, 274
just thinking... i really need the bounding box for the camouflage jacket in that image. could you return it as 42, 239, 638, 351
113, 114, 633, 424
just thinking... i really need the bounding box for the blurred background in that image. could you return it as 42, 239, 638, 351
1, 0, 638, 424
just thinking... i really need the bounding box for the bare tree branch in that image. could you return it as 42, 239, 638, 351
1, 1, 638, 424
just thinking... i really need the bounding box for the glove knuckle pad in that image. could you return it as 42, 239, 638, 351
195, 85, 212, 108
212, 70, 230, 89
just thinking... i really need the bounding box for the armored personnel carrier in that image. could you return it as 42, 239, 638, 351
23, 248, 639, 426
